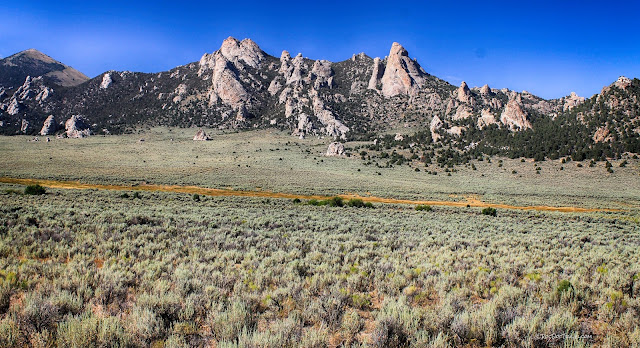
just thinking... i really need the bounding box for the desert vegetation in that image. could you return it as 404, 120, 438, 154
0, 129, 639, 347
0, 184, 639, 347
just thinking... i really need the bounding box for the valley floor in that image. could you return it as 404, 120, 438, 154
0, 128, 639, 347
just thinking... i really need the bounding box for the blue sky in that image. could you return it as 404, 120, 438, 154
1, 1, 639, 99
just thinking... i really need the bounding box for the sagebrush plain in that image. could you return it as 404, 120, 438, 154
0, 128, 639, 347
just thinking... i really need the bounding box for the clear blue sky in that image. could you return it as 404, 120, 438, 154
1, 1, 639, 99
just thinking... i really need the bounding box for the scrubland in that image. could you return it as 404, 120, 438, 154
0, 128, 639, 347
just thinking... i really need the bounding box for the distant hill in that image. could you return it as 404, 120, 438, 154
0, 38, 637, 160
0, 49, 88, 89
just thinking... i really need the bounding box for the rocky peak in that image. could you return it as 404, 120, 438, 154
379, 42, 428, 97
1, 49, 88, 88
219, 36, 266, 69
479, 84, 492, 96
563, 92, 585, 111
614, 76, 632, 90
457, 81, 472, 104
310, 60, 334, 89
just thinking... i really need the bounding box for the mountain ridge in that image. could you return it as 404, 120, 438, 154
0, 37, 637, 160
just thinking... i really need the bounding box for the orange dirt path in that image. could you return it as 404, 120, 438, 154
0, 177, 619, 213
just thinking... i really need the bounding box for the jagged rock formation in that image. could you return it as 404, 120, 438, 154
325, 142, 345, 156
562, 92, 585, 111
371, 42, 429, 97
40, 115, 58, 135
64, 115, 91, 138
500, 94, 532, 130
193, 129, 210, 141
0, 37, 637, 157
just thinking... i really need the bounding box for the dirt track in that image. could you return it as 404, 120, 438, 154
0, 177, 619, 213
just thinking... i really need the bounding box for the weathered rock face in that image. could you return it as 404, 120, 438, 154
430, 115, 443, 141
310, 60, 334, 89
193, 128, 210, 141
40, 115, 58, 135
478, 109, 497, 128
614, 76, 632, 90
367, 57, 384, 91
325, 142, 345, 156
219, 37, 266, 69
563, 92, 585, 111
479, 84, 492, 97
65, 115, 91, 138
7, 99, 22, 115
457, 81, 473, 104
500, 95, 531, 130
100, 73, 112, 89
199, 51, 249, 110
379, 42, 428, 97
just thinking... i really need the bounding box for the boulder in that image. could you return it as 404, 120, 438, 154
193, 129, 210, 141
326, 142, 345, 156
65, 115, 92, 138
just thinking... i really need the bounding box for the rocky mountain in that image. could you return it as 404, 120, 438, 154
0, 37, 637, 159
0, 49, 89, 89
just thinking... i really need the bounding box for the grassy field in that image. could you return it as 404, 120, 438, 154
0, 128, 639, 347
1, 127, 639, 209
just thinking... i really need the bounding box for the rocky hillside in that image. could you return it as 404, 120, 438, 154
0, 49, 88, 89
0, 37, 637, 158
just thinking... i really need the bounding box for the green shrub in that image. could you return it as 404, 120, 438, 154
292, 198, 301, 204
327, 196, 344, 207
24, 184, 46, 195
481, 207, 497, 216
209, 300, 254, 342
192, 194, 200, 202
415, 205, 432, 212
347, 198, 365, 208
556, 280, 573, 295
133, 192, 142, 199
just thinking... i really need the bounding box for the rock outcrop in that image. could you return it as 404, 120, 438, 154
100, 73, 112, 89
478, 109, 497, 128
457, 81, 473, 104
325, 142, 345, 156
219, 37, 266, 69
64, 115, 91, 138
367, 57, 384, 91
21, 119, 30, 133
500, 95, 531, 130
40, 115, 58, 135
430, 115, 443, 141
563, 92, 585, 111
379, 43, 428, 97
193, 128, 210, 141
